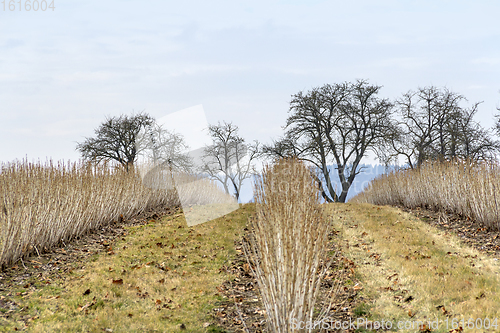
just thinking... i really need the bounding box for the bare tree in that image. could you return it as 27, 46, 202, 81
261, 137, 336, 203
76, 112, 154, 171
137, 123, 194, 194
202, 121, 259, 202
390, 87, 456, 168
495, 104, 500, 138
138, 123, 193, 173
390, 87, 499, 167
451, 104, 499, 161
263, 80, 397, 203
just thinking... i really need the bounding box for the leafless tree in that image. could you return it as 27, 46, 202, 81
263, 80, 397, 203
137, 123, 194, 193
495, 103, 500, 138
389, 87, 456, 167
138, 123, 193, 173
261, 137, 336, 202
451, 104, 499, 161
76, 112, 154, 171
202, 121, 259, 201
390, 87, 499, 167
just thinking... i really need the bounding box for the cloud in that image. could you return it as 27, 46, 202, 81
1, 39, 24, 49
376, 57, 433, 70
156, 105, 212, 150
472, 57, 500, 65
42, 118, 97, 137
1, 0, 500, 164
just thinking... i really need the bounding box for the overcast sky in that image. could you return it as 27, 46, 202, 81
1, 0, 500, 164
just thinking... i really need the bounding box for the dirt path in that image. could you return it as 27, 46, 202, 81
213, 227, 360, 333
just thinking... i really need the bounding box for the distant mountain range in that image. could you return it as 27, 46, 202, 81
321, 164, 397, 202
238, 164, 397, 203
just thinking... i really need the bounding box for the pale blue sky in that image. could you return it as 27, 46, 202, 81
1, 0, 500, 163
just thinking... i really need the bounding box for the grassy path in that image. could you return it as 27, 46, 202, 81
1, 205, 253, 333
328, 203, 500, 333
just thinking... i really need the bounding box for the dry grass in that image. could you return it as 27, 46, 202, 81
245, 158, 334, 333
1, 204, 253, 332
328, 203, 500, 332
138, 164, 239, 226
138, 165, 237, 207
352, 160, 500, 230
0, 160, 237, 267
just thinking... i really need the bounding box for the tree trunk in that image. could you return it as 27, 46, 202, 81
311, 172, 335, 203
338, 187, 349, 203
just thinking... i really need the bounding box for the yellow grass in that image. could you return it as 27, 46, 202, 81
329, 203, 500, 333
1, 204, 253, 332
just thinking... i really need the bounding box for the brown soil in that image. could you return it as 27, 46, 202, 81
398, 205, 500, 256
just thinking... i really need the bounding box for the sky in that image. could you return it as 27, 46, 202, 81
1, 0, 500, 170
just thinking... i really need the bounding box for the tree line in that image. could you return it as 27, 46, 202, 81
77, 80, 500, 203
76, 114, 258, 202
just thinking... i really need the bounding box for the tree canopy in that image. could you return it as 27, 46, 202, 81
202, 121, 259, 201
76, 112, 154, 171
389, 87, 499, 168
263, 80, 397, 202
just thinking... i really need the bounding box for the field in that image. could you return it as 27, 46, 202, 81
329, 203, 500, 333
0, 204, 252, 332
1, 202, 499, 332
1, 159, 500, 332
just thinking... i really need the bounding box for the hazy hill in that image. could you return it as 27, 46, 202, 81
238, 164, 395, 203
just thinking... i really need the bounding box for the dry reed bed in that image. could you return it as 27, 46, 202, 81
352, 160, 500, 230
0, 160, 234, 267
245, 158, 334, 333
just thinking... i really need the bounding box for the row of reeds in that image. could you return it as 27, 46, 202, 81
245, 158, 334, 333
0, 160, 235, 267
351, 160, 500, 230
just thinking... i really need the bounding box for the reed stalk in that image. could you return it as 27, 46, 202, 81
245, 158, 333, 333
0, 159, 233, 267
352, 160, 500, 230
